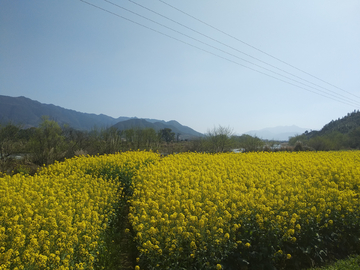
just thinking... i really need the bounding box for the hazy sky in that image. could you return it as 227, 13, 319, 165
1, 1, 360, 134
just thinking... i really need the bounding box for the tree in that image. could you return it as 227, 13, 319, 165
0, 123, 23, 160
159, 128, 175, 143
205, 125, 234, 153
307, 136, 332, 151
326, 131, 345, 150
0, 123, 25, 173
234, 134, 264, 152
347, 127, 360, 149
61, 125, 88, 157
101, 127, 123, 154
86, 127, 104, 155
142, 128, 159, 149
289, 134, 307, 146
28, 117, 68, 165
127, 128, 147, 150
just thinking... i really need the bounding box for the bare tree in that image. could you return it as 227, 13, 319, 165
205, 125, 234, 153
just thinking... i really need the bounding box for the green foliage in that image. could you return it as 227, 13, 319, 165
289, 134, 308, 146
142, 128, 159, 148
298, 110, 360, 151
234, 134, 264, 152
189, 132, 265, 153
307, 136, 333, 151
61, 125, 90, 156
305, 131, 346, 151
308, 255, 360, 270
0, 122, 23, 159
0, 122, 27, 174
27, 116, 68, 165
348, 127, 360, 149
319, 110, 360, 136
90, 165, 137, 270
159, 128, 175, 143
99, 127, 123, 154
0, 118, 191, 175
84, 126, 159, 155
293, 142, 304, 151
124, 127, 160, 150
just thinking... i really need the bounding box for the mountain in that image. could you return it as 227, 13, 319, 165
0, 95, 130, 130
0, 95, 203, 138
305, 110, 360, 138
244, 125, 308, 141
112, 119, 203, 140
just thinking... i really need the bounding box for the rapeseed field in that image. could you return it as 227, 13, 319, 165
130, 151, 360, 269
1, 151, 359, 269
0, 151, 159, 270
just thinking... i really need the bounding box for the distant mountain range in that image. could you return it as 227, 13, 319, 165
245, 125, 308, 141
3, 95, 357, 142
246, 110, 360, 141
0, 95, 203, 139
112, 119, 203, 139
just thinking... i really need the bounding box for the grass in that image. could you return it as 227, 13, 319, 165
307, 255, 360, 270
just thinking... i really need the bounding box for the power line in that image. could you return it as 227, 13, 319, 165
102, 0, 360, 108
158, 0, 360, 101
80, 0, 359, 108
78, 0, 360, 109
128, 0, 355, 104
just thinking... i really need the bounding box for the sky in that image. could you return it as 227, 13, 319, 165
1, 0, 360, 135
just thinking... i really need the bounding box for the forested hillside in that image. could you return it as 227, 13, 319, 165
289, 110, 360, 150
307, 110, 360, 137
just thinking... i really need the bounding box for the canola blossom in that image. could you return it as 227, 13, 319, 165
130, 151, 360, 269
1, 151, 360, 269
0, 151, 159, 270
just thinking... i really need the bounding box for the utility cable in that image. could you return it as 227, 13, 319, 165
158, 0, 360, 100
78, 0, 360, 109
128, 0, 355, 103
103, 0, 360, 107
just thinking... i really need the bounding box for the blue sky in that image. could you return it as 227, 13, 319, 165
1, 0, 360, 134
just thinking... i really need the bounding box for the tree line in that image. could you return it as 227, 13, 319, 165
0, 117, 178, 174
288, 128, 360, 151
288, 110, 360, 151
0, 118, 268, 175
6, 116, 359, 175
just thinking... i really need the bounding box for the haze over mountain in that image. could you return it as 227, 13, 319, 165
111, 119, 202, 140
0, 95, 203, 138
245, 125, 308, 141
3, 95, 358, 142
